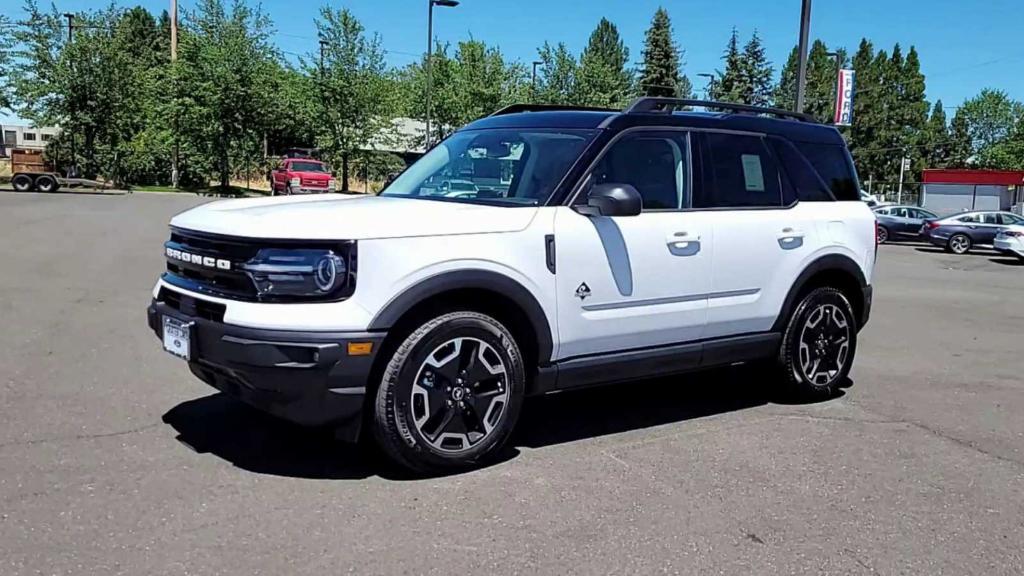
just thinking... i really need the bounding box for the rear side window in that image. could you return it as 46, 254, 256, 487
956, 214, 978, 223
794, 143, 859, 201
695, 133, 782, 208
769, 138, 833, 202
981, 213, 1000, 224
1000, 213, 1024, 225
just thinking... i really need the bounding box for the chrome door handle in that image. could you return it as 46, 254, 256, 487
667, 232, 701, 256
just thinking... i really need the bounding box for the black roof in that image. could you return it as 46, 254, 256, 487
462, 99, 845, 146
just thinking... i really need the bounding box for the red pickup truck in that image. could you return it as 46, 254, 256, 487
269, 158, 336, 195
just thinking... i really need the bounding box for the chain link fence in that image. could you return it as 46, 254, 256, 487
864, 181, 923, 206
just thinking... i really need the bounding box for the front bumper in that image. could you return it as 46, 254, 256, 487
289, 186, 332, 194
148, 297, 384, 441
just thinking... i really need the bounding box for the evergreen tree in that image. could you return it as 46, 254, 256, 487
922, 100, 950, 168
0, 15, 16, 111
900, 46, 929, 174
772, 46, 799, 110
804, 40, 844, 123
948, 108, 973, 168
709, 28, 745, 104
739, 30, 772, 107
535, 42, 577, 105
574, 18, 633, 107
638, 7, 684, 98
848, 39, 880, 179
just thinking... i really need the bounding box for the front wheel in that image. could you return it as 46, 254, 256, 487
12, 174, 34, 192
373, 311, 526, 474
777, 287, 857, 400
876, 225, 889, 244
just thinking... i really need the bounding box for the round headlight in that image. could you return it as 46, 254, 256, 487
314, 254, 344, 292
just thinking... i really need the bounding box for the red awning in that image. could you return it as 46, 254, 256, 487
922, 169, 1024, 186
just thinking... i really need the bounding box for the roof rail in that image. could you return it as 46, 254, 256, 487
624, 97, 818, 123
490, 103, 618, 116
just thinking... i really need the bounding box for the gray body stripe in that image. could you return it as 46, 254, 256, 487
581, 288, 760, 312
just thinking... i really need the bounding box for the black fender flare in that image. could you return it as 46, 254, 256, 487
367, 269, 555, 364
771, 254, 869, 333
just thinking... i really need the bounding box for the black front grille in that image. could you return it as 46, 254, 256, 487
163, 227, 356, 302
158, 287, 226, 322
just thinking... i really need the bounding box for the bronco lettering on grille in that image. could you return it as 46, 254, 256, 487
166, 247, 231, 270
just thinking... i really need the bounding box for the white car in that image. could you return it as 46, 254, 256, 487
148, 98, 876, 473
994, 225, 1024, 260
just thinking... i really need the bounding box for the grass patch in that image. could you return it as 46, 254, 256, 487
132, 185, 269, 197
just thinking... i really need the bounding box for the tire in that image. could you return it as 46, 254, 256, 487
777, 287, 857, 401
373, 311, 526, 474
947, 233, 972, 254
12, 174, 34, 192
34, 174, 58, 193
876, 225, 889, 244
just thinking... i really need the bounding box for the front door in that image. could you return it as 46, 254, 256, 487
553, 130, 713, 360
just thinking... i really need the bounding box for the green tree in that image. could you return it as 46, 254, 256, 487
957, 88, 1024, 167
0, 15, 15, 111
739, 30, 772, 107
638, 8, 689, 98
535, 42, 577, 105
575, 18, 633, 107
175, 0, 279, 189
899, 46, 929, 174
948, 108, 973, 168
708, 28, 745, 104
922, 100, 950, 168
309, 6, 397, 190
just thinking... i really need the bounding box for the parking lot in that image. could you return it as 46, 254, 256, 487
1, 192, 1022, 575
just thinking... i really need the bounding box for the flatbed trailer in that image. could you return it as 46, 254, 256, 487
9, 148, 119, 192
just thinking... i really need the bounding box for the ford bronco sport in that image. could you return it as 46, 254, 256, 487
148, 98, 875, 473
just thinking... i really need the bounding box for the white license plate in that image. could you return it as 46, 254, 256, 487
162, 317, 192, 360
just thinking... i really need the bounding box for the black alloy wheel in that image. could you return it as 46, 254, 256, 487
373, 311, 525, 474
778, 287, 857, 399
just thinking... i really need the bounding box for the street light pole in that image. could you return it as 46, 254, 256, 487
63, 13, 76, 178
425, 0, 458, 150
794, 0, 812, 113
531, 60, 542, 102
170, 0, 178, 188
697, 73, 715, 100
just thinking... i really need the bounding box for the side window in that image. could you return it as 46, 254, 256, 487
957, 214, 978, 223
696, 133, 782, 208
999, 213, 1023, 225
981, 213, 1000, 224
914, 209, 936, 219
768, 138, 832, 202
794, 143, 860, 201
874, 208, 890, 215
587, 132, 688, 210
895, 207, 911, 218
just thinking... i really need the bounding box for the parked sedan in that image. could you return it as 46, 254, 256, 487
994, 225, 1024, 261
873, 205, 938, 243
923, 211, 1024, 254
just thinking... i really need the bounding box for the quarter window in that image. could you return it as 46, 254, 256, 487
696, 133, 782, 208
981, 213, 1000, 224
794, 143, 859, 201
586, 132, 688, 211
999, 213, 1023, 225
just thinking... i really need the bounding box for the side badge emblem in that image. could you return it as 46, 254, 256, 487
575, 282, 592, 301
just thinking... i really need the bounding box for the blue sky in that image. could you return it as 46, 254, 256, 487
3, 0, 1023, 124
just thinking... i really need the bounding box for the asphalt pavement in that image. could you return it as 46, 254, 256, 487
1, 192, 1022, 575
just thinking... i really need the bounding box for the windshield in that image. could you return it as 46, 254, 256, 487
290, 161, 327, 172
381, 128, 596, 206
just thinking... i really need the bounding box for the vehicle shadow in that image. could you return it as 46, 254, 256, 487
161, 365, 846, 480
990, 257, 1024, 266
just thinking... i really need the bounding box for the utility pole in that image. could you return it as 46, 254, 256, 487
63, 13, 76, 177
897, 155, 909, 205
425, 0, 458, 150
698, 73, 715, 100
794, 0, 812, 113
170, 0, 179, 188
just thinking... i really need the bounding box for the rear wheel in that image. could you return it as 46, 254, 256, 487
34, 174, 58, 193
12, 174, 34, 192
947, 233, 972, 254
373, 311, 526, 474
777, 287, 857, 400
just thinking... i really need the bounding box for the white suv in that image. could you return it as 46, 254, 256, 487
148, 98, 876, 473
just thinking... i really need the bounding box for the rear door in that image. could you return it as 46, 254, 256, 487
976, 212, 1004, 244
554, 130, 713, 359
695, 132, 822, 339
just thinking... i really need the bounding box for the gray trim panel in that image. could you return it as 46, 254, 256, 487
581, 288, 760, 312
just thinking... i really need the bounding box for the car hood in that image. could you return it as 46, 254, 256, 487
170, 194, 539, 240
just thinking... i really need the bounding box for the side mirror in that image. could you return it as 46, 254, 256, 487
575, 183, 642, 217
